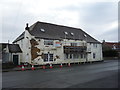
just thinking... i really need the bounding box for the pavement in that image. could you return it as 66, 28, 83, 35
2, 66, 42, 72
2, 59, 119, 88
2, 61, 104, 72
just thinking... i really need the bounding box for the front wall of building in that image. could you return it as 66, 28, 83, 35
12, 53, 22, 65
87, 43, 103, 62
31, 39, 87, 65
16, 30, 103, 65
15, 30, 33, 64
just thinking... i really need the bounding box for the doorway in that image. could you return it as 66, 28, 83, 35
13, 55, 19, 65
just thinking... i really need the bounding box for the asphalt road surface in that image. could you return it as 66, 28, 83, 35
2, 60, 119, 88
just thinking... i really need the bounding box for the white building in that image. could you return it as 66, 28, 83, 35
1, 43, 22, 65
13, 21, 103, 65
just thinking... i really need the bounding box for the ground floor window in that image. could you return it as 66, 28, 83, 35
49, 54, 53, 61
93, 53, 96, 59
65, 53, 86, 59
44, 53, 53, 62
65, 53, 69, 59
69, 54, 73, 59
80, 54, 83, 58
80, 54, 86, 59
73, 54, 79, 59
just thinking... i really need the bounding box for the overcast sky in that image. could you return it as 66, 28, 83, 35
1, 0, 119, 43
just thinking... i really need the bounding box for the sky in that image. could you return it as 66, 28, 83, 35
0, 0, 119, 43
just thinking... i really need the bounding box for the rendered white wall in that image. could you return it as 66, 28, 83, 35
15, 30, 103, 65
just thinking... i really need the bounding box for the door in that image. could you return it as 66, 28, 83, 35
44, 53, 53, 62
13, 55, 19, 65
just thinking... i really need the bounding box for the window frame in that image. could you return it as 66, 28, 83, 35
43, 53, 53, 62
93, 53, 96, 59
71, 43, 77, 46
44, 40, 54, 45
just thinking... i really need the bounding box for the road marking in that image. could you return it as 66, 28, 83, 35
44, 68, 74, 73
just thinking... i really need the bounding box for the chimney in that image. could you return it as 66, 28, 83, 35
8, 40, 9, 44
25, 23, 29, 30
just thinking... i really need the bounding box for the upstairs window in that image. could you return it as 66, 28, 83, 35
93, 43, 97, 48
71, 43, 77, 46
44, 40, 53, 45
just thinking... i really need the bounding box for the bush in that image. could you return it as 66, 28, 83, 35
103, 50, 118, 57
2, 62, 16, 69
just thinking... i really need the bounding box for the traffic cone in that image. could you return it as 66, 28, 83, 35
68, 63, 71, 67
22, 65, 25, 71
60, 63, 63, 68
42, 65, 46, 69
31, 65, 35, 70
50, 64, 53, 69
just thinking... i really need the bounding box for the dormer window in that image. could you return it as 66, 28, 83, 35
64, 32, 68, 35
70, 32, 74, 36
84, 34, 87, 37
40, 28, 45, 32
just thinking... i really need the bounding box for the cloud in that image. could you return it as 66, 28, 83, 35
1, 0, 119, 43
100, 28, 118, 42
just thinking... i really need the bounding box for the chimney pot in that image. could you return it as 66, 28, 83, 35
26, 23, 28, 27
25, 23, 29, 30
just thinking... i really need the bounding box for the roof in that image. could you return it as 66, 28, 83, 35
104, 42, 120, 45
103, 42, 120, 49
13, 32, 25, 43
13, 21, 100, 43
8, 44, 22, 53
0, 43, 22, 53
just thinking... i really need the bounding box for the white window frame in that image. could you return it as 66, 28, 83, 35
44, 40, 53, 45
71, 43, 77, 46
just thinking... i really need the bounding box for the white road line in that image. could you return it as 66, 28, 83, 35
45, 68, 74, 73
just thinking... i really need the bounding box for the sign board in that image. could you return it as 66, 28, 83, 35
55, 42, 61, 47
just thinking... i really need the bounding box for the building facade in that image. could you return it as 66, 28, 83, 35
102, 41, 120, 57
13, 21, 103, 65
1, 43, 22, 65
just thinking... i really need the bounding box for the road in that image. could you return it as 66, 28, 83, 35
2, 60, 119, 88
0, 59, 2, 90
